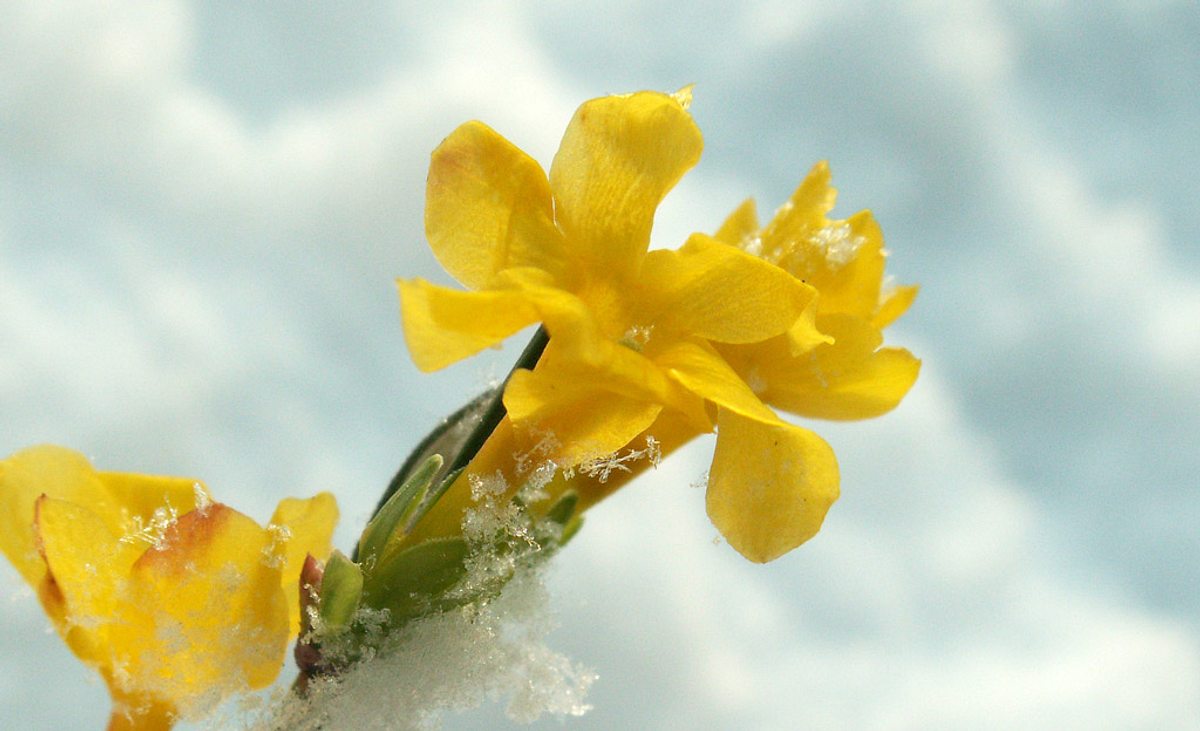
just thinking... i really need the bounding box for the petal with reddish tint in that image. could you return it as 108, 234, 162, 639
0, 446, 111, 585
425, 120, 567, 289
115, 504, 289, 716
34, 495, 144, 666
99, 471, 209, 531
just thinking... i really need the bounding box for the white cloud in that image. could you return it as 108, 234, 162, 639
1005, 154, 1200, 383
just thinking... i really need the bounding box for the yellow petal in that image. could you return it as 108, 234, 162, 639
706, 409, 839, 563
107, 693, 175, 731
549, 91, 702, 274
758, 160, 837, 263
267, 492, 339, 636
750, 163, 890, 320
639, 234, 817, 344
804, 210, 887, 319
496, 269, 712, 428
655, 339, 780, 425
505, 359, 664, 466
0, 446, 110, 585
563, 408, 705, 510
874, 283, 919, 329
713, 198, 759, 245
398, 278, 540, 372
493, 267, 603, 344
117, 504, 289, 714
785, 300, 835, 355
425, 120, 567, 289
99, 470, 209, 530
745, 314, 921, 420
34, 495, 143, 666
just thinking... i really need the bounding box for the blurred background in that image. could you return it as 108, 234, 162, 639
2, 1, 1198, 728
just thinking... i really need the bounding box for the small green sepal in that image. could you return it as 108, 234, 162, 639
559, 514, 584, 547
543, 489, 579, 528
318, 550, 364, 632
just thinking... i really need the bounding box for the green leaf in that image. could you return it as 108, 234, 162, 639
361, 536, 471, 624
402, 466, 463, 536
357, 454, 443, 563
360, 326, 549, 537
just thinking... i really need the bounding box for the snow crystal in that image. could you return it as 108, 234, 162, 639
745, 366, 768, 396
740, 234, 764, 258
261, 524, 292, 569
577, 436, 662, 483
228, 461, 594, 730
193, 483, 213, 513
243, 570, 594, 731
809, 222, 865, 270
119, 501, 180, 551
620, 324, 654, 351
512, 429, 560, 476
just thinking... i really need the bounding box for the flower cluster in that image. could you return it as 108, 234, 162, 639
0, 446, 337, 730
398, 88, 918, 562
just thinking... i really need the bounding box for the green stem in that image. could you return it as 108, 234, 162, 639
354, 327, 549, 560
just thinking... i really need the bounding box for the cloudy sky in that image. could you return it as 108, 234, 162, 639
3, 1, 1198, 728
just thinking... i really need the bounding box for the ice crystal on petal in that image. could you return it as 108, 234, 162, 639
193, 482, 213, 513
879, 274, 898, 304
579, 436, 662, 483
520, 462, 556, 504
261, 524, 291, 569
809, 222, 864, 270
740, 234, 764, 258
620, 324, 654, 351
462, 472, 534, 551
512, 429, 560, 476
806, 352, 831, 388
119, 501, 180, 551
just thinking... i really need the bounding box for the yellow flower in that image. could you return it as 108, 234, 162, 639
398, 89, 845, 562
711, 161, 921, 421
0, 445, 338, 730
703, 162, 921, 558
